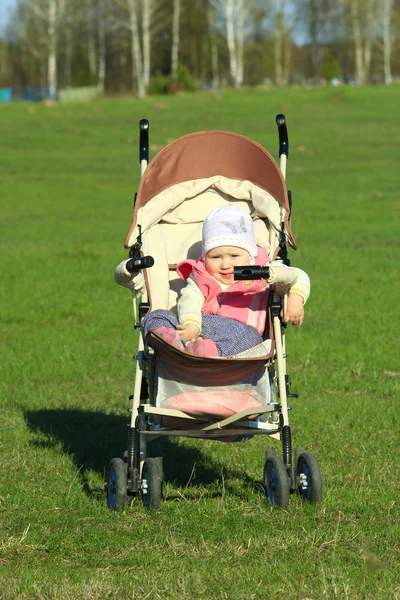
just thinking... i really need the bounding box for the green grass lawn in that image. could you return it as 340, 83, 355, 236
1, 86, 399, 599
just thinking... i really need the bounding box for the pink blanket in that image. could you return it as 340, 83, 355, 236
163, 390, 262, 418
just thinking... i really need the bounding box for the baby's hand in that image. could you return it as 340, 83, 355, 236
176, 323, 200, 342
283, 293, 304, 327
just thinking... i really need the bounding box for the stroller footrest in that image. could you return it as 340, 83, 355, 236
202, 404, 280, 431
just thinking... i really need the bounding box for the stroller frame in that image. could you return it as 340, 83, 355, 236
107, 116, 322, 512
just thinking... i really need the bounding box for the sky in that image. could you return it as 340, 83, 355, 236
0, 0, 17, 31
0, 0, 308, 44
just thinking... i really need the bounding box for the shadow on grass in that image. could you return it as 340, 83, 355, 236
24, 409, 263, 501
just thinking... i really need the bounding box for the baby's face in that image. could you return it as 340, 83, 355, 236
205, 246, 250, 285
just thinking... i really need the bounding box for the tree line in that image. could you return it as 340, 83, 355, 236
0, 0, 399, 98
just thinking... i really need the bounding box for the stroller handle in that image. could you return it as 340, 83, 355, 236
126, 255, 154, 273
139, 119, 149, 163
233, 266, 270, 280
276, 114, 289, 158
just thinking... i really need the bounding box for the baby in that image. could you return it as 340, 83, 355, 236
139, 205, 310, 357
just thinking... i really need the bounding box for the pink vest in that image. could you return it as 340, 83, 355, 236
177, 248, 271, 335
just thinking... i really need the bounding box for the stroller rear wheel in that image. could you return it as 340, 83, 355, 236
141, 457, 163, 511
264, 454, 290, 509
107, 457, 128, 512
295, 450, 322, 503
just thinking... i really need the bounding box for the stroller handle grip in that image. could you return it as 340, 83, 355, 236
276, 114, 289, 158
234, 266, 270, 280
126, 255, 154, 273
139, 119, 149, 163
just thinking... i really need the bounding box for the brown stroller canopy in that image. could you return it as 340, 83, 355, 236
134, 130, 290, 214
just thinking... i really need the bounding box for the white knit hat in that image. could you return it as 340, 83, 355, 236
202, 205, 257, 258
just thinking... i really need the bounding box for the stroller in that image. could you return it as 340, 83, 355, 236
107, 115, 322, 512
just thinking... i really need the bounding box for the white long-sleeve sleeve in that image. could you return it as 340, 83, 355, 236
289, 267, 310, 304
114, 260, 146, 296
268, 261, 310, 304
177, 274, 204, 331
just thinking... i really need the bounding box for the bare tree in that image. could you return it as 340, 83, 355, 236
236, 0, 244, 85
142, 0, 151, 89
349, 0, 378, 84
382, 0, 394, 83
98, 0, 107, 90
171, 0, 181, 77
375, 0, 395, 83
9, 2, 47, 83
112, 0, 157, 96
63, 7, 73, 87
22, 0, 68, 97
128, 0, 144, 95
47, 0, 57, 96
274, 0, 291, 86
208, 1, 220, 89
218, 0, 246, 87
86, 0, 97, 79
224, 0, 237, 85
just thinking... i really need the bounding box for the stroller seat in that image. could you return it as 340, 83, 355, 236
120, 130, 297, 422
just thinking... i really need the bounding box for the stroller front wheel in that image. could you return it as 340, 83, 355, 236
107, 457, 128, 512
295, 450, 322, 503
141, 457, 163, 511
264, 455, 290, 509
